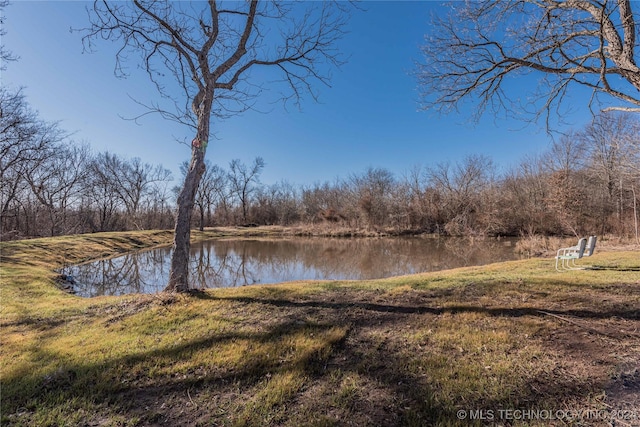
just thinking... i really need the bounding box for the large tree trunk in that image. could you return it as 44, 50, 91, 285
166, 107, 210, 292
166, 147, 206, 292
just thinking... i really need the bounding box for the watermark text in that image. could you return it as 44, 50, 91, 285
456, 408, 639, 422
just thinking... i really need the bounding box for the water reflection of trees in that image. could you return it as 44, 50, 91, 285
190, 241, 261, 288
69, 247, 172, 297
70, 237, 520, 296
200, 237, 519, 284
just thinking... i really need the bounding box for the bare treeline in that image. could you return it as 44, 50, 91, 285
1, 88, 174, 239
188, 112, 639, 239
2, 87, 639, 240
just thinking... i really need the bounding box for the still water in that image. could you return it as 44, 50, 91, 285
66, 237, 522, 297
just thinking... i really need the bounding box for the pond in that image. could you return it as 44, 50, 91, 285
65, 237, 523, 297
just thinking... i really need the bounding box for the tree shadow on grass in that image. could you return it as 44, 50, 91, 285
3, 285, 637, 426
585, 265, 640, 271
3, 320, 343, 425
206, 294, 640, 322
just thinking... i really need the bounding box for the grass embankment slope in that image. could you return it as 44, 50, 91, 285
1, 230, 639, 426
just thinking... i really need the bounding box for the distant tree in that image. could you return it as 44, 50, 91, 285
228, 157, 264, 224
301, 180, 348, 224
418, 0, 640, 125
84, 152, 127, 232
83, 1, 350, 292
142, 177, 175, 230
500, 155, 551, 235
427, 155, 496, 235
578, 112, 640, 233
89, 152, 172, 230
269, 180, 301, 225
0, 88, 63, 237
350, 167, 395, 229
580, 113, 638, 195
542, 132, 586, 175
542, 135, 588, 235
26, 143, 90, 236
118, 158, 173, 229
199, 162, 228, 230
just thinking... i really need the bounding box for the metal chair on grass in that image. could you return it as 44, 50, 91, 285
555, 236, 597, 271
583, 235, 598, 257
555, 237, 587, 271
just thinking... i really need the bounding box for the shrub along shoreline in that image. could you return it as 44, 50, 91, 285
1, 229, 639, 426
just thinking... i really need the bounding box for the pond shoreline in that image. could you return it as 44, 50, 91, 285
2, 226, 638, 269
65, 234, 524, 297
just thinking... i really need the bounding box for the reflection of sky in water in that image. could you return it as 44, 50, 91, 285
65, 237, 522, 297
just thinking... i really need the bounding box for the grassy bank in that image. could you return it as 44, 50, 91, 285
1, 230, 639, 426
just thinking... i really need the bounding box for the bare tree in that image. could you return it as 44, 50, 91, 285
228, 157, 264, 225
580, 112, 639, 194
85, 152, 127, 232
418, 0, 640, 126
542, 132, 586, 174
350, 167, 395, 229
198, 162, 227, 230
142, 177, 174, 230
118, 158, 173, 229
269, 180, 300, 225
542, 135, 588, 235
86, 152, 172, 231
500, 155, 551, 235
0, 88, 63, 237
83, 1, 350, 291
27, 143, 90, 236
301, 180, 348, 225
579, 112, 640, 233
427, 154, 496, 235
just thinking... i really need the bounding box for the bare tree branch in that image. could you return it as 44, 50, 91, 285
417, 0, 640, 127
0, 0, 18, 69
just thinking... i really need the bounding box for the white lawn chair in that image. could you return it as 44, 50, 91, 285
555, 237, 587, 271
574, 235, 598, 269
583, 235, 597, 257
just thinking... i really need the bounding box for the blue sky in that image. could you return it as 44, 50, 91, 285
2, 1, 593, 186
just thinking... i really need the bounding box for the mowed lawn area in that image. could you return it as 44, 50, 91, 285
1, 230, 639, 426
